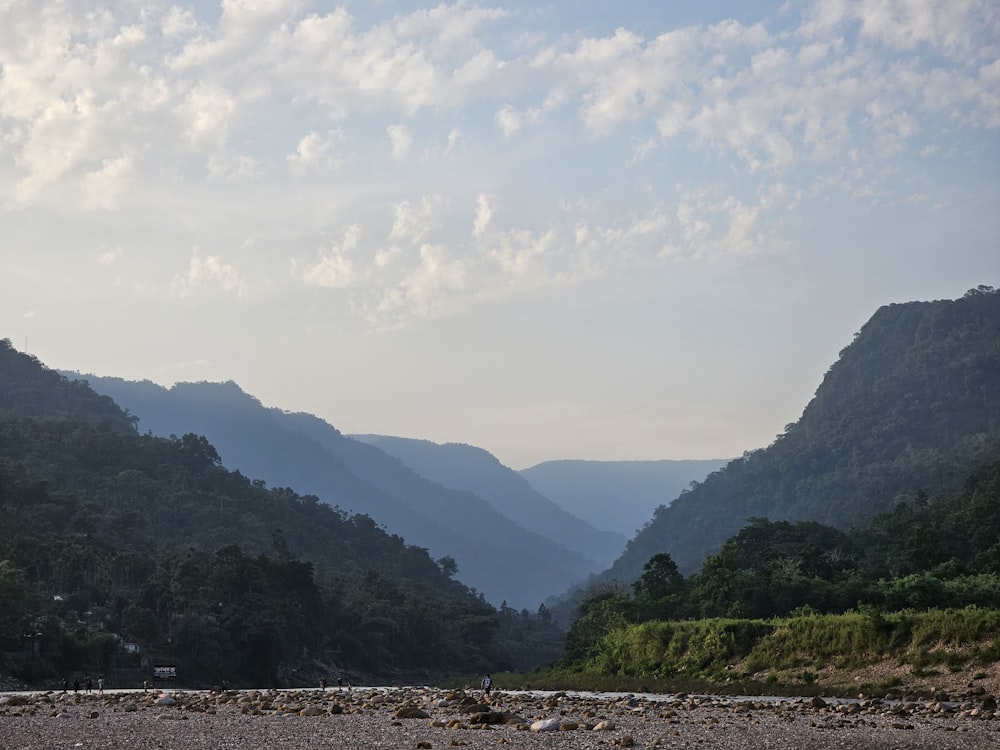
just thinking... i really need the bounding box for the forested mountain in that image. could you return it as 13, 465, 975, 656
562, 458, 1000, 667
4, 339, 558, 686
519, 459, 729, 537
350, 435, 627, 568
66, 376, 594, 609
603, 286, 1000, 581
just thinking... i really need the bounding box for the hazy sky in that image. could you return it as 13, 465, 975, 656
2, 1, 998, 469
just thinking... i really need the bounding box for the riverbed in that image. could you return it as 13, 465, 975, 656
1, 685, 997, 749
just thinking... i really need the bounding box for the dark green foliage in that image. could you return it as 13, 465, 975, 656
606, 288, 1000, 579
0, 339, 565, 686
688, 519, 863, 619
489, 602, 566, 672
561, 459, 1000, 675
569, 608, 1000, 689
632, 553, 688, 621
562, 586, 635, 663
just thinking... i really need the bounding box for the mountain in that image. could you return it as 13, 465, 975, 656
603, 286, 1000, 580
0, 339, 508, 685
518, 459, 730, 537
350, 435, 627, 568
67, 376, 595, 609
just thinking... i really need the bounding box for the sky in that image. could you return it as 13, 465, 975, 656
2, 0, 998, 470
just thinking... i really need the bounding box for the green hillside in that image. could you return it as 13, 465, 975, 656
0, 340, 562, 688
607, 286, 1000, 580
551, 457, 1000, 694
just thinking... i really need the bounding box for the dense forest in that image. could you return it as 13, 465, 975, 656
602, 286, 1000, 582
563, 458, 1000, 666
0, 340, 563, 687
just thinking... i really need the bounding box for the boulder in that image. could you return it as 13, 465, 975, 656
394, 706, 430, 719
530, 718, 561, 732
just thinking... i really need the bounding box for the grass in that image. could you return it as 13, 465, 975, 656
512, 607, 1000, 698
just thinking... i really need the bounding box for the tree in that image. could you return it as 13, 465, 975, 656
436, 555, 458, 578
0, 560, 30, 647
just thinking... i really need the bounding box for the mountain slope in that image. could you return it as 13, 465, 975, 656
350, 434, 627, 568
69, 376, 594, 609
0, 339, 502, 683
605, 286, 1000, 580
519, 459, 730, 537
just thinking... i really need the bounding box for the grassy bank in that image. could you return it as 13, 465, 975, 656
489, 608, 1000, 697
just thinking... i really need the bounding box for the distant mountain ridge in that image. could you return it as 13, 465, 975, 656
0, 339, 518, 683
68, 376, 598, 609
518, 459, 730, 537
350, 435, 628, 568
601, 286, 1000, 581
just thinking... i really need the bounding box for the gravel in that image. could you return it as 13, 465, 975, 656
1, 686, 998, 749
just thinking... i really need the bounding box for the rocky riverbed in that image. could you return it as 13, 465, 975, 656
1, 685, 998, 749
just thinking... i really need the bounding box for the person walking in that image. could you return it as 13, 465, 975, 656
481, 674, 493, 698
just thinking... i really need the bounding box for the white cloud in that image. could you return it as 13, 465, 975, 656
178, 83, 236, 148
390, 196, 446, 245
207, 153, 260, 180
630, 137, 657, 164
301, 225, 361, 289
495, 104, 522, 138
170, 248, 249, 298
97, 246, 123, 266
161, 6, 197, 38
287, 129, 343, 174
366, 243, 468, 327
472, 194, 493, 238
82, 153, 133, 210
1, 0, 996, 331
482, 226, 557, 281
387, 123, 413, 159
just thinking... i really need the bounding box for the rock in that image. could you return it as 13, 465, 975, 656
468, 711, 507, 724
299, 706, 325, 716
395, 706, 430, 719
810, 696, 827, 709
530, 718, 561, 732
154, 695, 176, 706
593, 719, 616, 731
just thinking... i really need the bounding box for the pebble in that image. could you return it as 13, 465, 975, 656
0, 686, 996, 749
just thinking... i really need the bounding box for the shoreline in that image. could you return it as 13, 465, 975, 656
2, 685, 998, 749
